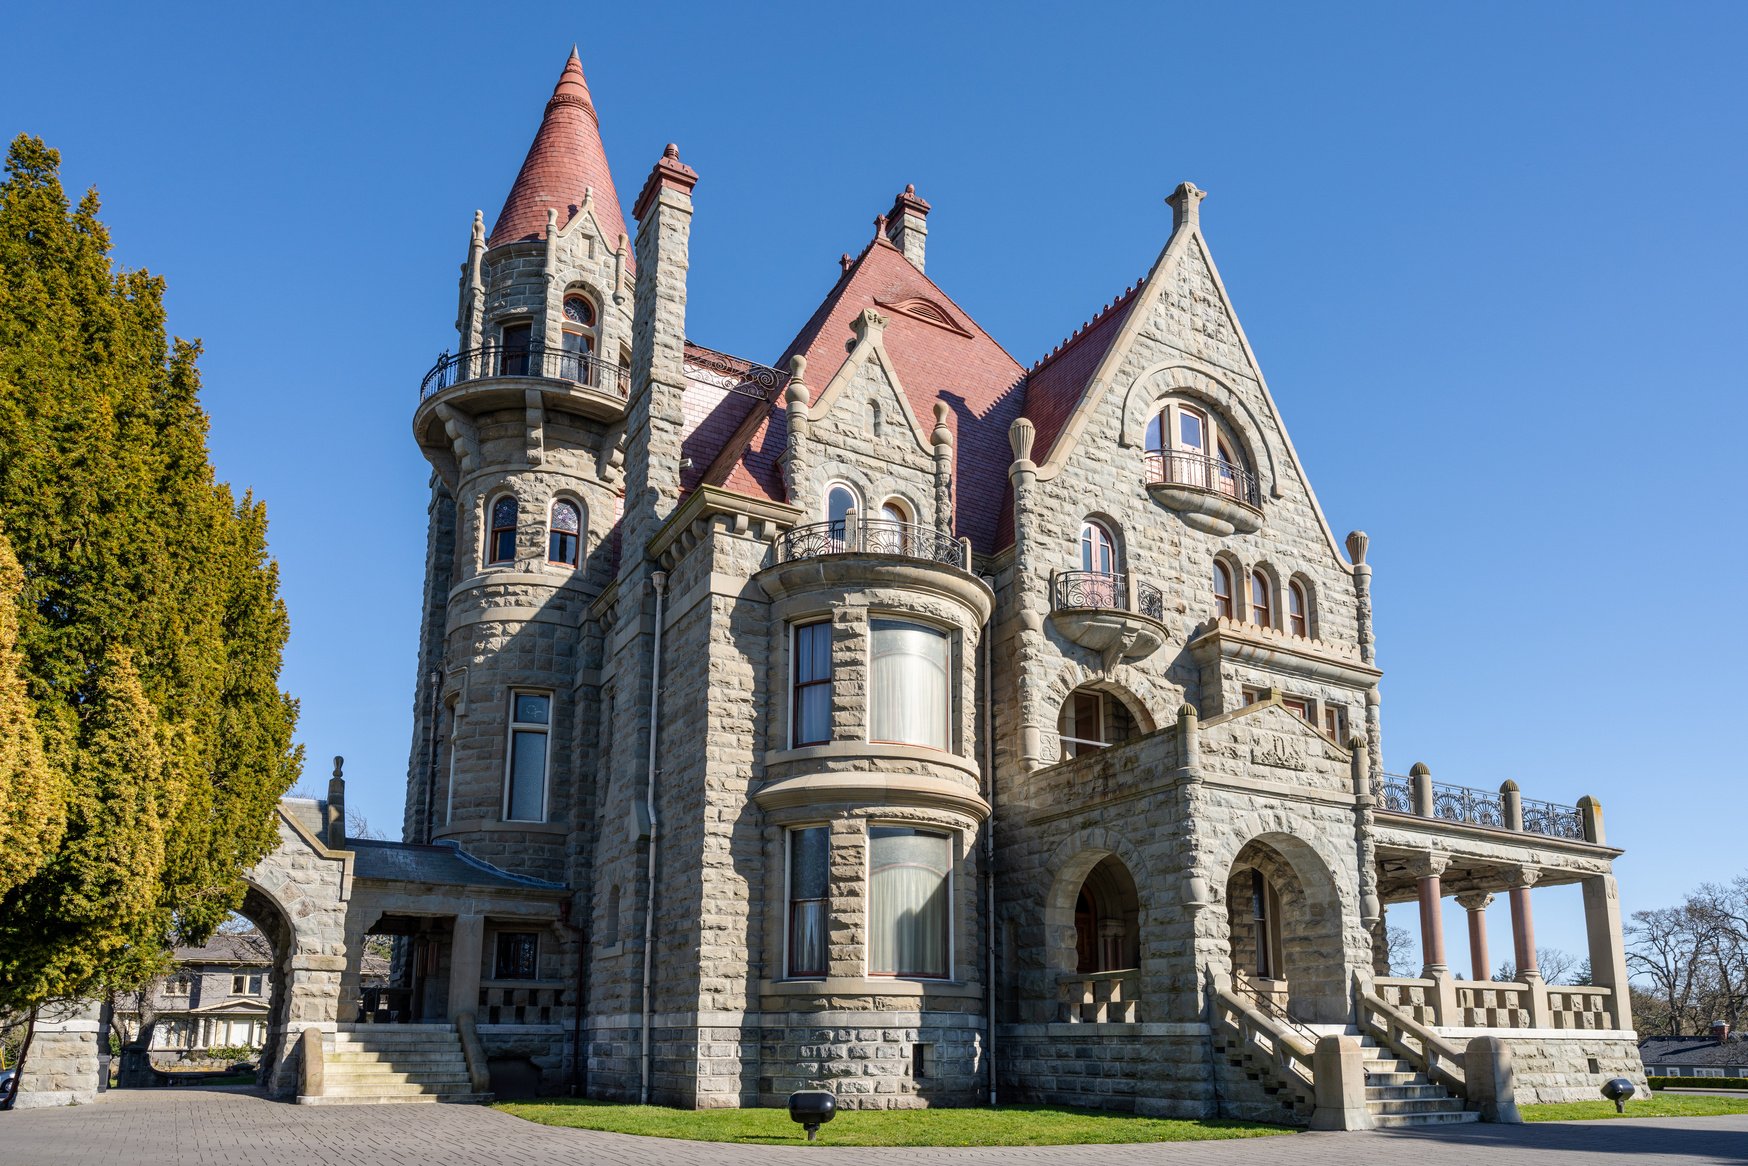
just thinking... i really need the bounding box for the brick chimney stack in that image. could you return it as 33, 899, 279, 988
885, 184, 931, 272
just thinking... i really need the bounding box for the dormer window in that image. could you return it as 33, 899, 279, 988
1147, 402, 1245, 497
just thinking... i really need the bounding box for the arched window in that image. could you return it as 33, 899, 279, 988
560, 294, 597, 384
1057, 686, 1139, 760
548, 498, 582, 567
1146, 399, 1249, 494
487, 495, 518, 565
879, 497, 910, 525
1213, 560, 1235, 619
1250, 570, 1272, 628
1287, 579, 1309, 638
1080, 520, 1116, 575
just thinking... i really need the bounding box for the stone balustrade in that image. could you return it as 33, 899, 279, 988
478, 980, 565, 1026
1374, 976, 1617, 1032
1056, 969, 1139, 1024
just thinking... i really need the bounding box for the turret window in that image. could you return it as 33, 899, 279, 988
790, 621, 833, 747
498, 321, 533, 377
504, 691, 550, 822
488, 496, 518, 566
786, 826, 829, 978
1250, 570, 1273, 628
870, 620, 949, 750
548, 499, 582, 567
869, 826, 952, 979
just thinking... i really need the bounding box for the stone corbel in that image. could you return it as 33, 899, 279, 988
525, 389, 546, 466
434, 403, 480, 476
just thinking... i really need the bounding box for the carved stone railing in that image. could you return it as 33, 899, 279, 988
1210, 977, 1316, 1105
477, 980, 564, 1026
1056, 969, 1139, 1024
1547, 985, 1616, 1030
1357, 978, 1467, 1098
1370, 976, 1439, 1027
1454, 980, 1532, 1028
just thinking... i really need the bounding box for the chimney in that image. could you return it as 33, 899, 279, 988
1711, 1020, 1731, 1042
885, 184, 931, 272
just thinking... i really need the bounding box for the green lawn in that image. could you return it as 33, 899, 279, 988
495, 1100, 1294, 1146
1523, 1095, 1748, 1122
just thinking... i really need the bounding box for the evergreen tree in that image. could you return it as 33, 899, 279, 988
0, 528, 61, 896
0, 135, 301, 1011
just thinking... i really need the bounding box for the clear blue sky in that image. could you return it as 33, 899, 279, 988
5, 2, 1743, 967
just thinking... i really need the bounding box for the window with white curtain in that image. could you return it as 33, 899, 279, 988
869, 620, 949, 749
787, 827, 829, 978
504, 691, 550, 822
868, 826, 952, 978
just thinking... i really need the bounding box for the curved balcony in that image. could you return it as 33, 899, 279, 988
414, 344, 630, 432
1143, 450, 1263, 536
1048, 569, 1167, 666
757, 517, 990, 621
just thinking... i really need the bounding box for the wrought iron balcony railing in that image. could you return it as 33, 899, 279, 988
776, 519, 966, 569
1052, 570, 1164, 621
419, 344, 630, 401
1373, 772, 1586, 840
1142, 449, 1262, 508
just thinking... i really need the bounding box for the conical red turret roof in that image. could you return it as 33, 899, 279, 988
487, 47, 631, 261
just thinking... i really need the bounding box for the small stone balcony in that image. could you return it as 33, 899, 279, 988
1143, 449, 1263, 535
415, 343, 630, 424
758, 513, 990, 621
1047, 569, 1167, 667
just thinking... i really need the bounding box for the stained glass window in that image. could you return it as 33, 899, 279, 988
548, 499, 581, 566
563, 296, 594, 326
488, 496, 518, 565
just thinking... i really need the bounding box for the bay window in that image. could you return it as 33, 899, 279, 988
791, 621, 833, 747
787, 827, 829, 978
868, 826, 952, 978
504, 691, 550, 822
869, 620, 949, 750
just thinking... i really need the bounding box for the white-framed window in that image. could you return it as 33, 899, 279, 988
1145, 399, 1248, 496
868, 826, 952, 979
869, 619, 950, 750
231, 973, 263, 996
1056, 688, 1138, 760
878, 497, 911, 525
1250, 570, 1273, 628
786, 826, 829, 978
790, 621, 833, 747
504, 691, 551, 822
826, 483, 859, 526
1287, 579, 1310, 638
548, 497, 583, 567
1322, 704, 1349, 743
164, 974, 192, 997
1213, 558, 1236, 619
561, 293, 596, 354
1080, 519, 1117, 574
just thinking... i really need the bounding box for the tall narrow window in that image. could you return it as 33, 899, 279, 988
825, 483, 857, 550
1250, 570, 1272, 628
1080, 520, 1116, 575
1322, 704, 1349, 743
499, 321, 533, 377
505, 692, 550, 822
1287, 580, 1308, 637
1251, 869, 1273, 979
869, 827, 951, 978
561, 294, 595, 383
787, 827, 829, 978
1214, 560, 1235, 619
870, 620, 950, 750
548, 498, 582, 567
791, 621, 833, 747
488, 496, 518, 565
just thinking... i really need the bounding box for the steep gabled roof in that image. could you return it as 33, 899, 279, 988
1023, 280, 1145, 466
488, 47, 631, 263
703, 236, 1026, 554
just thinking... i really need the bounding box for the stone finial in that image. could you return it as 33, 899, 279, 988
1346, 530, 1370, 565
546, 206, 559, 237
873, 213, 888, 239
333, 755, 345, 779
1008, 417, 1036, 464
1166, 181, 1207, 233
471, 209, 485, 245
787, 354, 808, 387
931, 401, 953, 448
852, 308, 887, 342
1409, 761, 1431, 778
840, 253, 854, 274
1346, 731, 1369, 753
1499, 778, 1519, 793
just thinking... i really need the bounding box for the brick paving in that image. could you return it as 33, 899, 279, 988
4, 1089, 1747, 1166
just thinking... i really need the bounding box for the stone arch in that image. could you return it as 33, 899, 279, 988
1219, 832, 1347, 1024
1116, 362, 1280, 497
1042, 827, 1151, 982
1039, 662, 1164, 762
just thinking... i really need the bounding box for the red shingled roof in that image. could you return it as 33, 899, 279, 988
1023, 280, 1144, 465
488, 47, 632, 264
701, 236, 1026, 555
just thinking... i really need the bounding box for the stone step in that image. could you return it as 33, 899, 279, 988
1361, 1069, 1424, 1084
1370, 1109, 1480, 1128
1368, 1096, 1468, 1116
322, 1066, 472, 1085
297, 1091, 491, 1106
330, 1033, 462, 1046
324, 1051, 468, 1066
311, 1080, 475, 1099
1365, 1083, 1451, 1101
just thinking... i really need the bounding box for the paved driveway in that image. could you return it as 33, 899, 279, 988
4, 1088, 1747, 1166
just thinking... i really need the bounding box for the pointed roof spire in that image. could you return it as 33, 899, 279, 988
487, 47, 632, 263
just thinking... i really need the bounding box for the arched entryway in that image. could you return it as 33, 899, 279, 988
1044, 838, 1147, 1023
1223, 835, 1346, 1024
1074, 855, 1140, 974
238, 883, 296, 1093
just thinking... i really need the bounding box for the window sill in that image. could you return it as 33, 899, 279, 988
754, 767, 988, 820
765, 742, 979, 780
759, 977, 983, 999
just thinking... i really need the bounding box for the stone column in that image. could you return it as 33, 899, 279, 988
1412, 853, 1449, 976
1456, 892, 1494, 982
448, 913, 485, 1022
1582, 872, 1633, 1031
1505, 866, 1549, 1027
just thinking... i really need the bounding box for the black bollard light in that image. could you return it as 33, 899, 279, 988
787, 1090, 837, 1142
1600, 1077, 1636, 1113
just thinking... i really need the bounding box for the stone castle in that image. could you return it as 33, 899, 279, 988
13, 48, 1648, 1121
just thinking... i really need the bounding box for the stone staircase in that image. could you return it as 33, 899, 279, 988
298, 1024, 489, 1105
1360, 1037, 1476, 1128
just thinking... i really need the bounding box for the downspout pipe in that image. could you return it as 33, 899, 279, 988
423, 669, 441, 843
638, 570, 668, 1105
979, 593, 998, 1105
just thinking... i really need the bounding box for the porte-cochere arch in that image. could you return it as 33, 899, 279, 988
1216, 832, 1348, 1025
